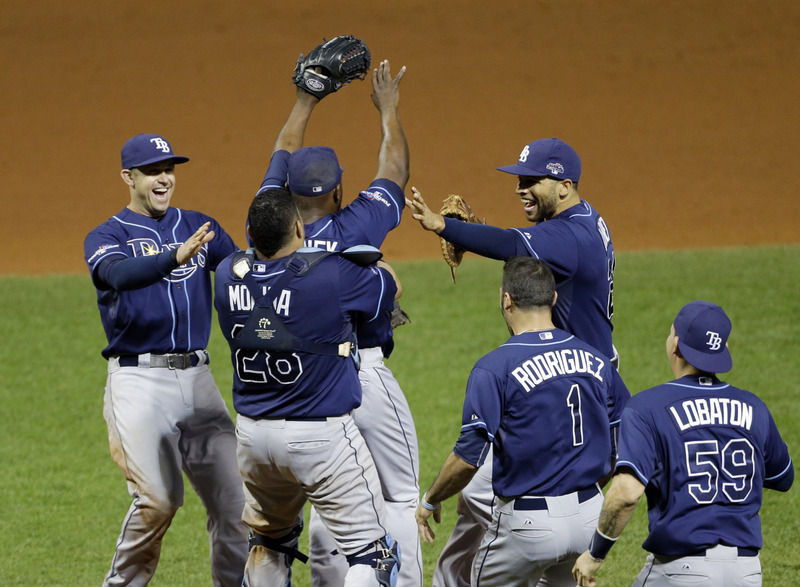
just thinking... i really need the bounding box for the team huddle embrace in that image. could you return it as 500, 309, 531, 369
83, 35, 793, 587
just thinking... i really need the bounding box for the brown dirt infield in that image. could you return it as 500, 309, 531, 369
1, 1, 797, 275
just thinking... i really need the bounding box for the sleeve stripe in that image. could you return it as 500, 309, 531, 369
765, 457, 793, 481
89, 250, 127, 270
367, 268, 387, 323
510, 228, 539, 258
614, 459, 649, 485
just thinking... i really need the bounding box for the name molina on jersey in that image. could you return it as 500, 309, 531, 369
669, 397, 753, 431
511, 348, 605, 392
226, 284, 291, 316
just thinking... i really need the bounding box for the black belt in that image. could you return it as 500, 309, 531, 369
117, 351, 208, 370
680, 547, 759, 558
261, 412, 350, 423
513, 486, 600, 511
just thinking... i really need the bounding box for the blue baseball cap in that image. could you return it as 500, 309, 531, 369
674, 300, 732, 373
497, 138, 581, 182
287, 146, 343, 196
121, 133, 189, 169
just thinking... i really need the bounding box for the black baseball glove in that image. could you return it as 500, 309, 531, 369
292, 35, 371, 99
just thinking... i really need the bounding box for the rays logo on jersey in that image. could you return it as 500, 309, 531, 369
127, 238, 206, 282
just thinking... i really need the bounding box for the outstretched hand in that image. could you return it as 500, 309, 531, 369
406, 186, 446, 233
176, 222, 214, 265
572, 551, 602, 587
371, 59, 406, 112
415, 501, 442, 544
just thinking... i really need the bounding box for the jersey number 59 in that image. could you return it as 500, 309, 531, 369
684, 439, 755, 504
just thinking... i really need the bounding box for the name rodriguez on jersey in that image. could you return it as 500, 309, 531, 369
511, 348, 605, 392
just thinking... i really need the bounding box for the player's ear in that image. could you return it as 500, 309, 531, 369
551, 291, 558, 308
501, 291, 513, 311
667, 327, 681, 358
120, 169, 134, 186
557, 179, 572, 199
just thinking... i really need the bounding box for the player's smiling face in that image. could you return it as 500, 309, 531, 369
516, 176, 559, 223
123, 161, 177, 218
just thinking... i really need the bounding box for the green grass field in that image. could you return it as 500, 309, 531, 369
1, 246, 797, 585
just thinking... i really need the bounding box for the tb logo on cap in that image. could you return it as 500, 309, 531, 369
518, 144, 530, 163
706, 331, 723, 351
150, 137, 171, 153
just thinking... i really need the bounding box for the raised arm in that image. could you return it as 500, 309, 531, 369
273, 87, 320, 154
372, 60, 409, 189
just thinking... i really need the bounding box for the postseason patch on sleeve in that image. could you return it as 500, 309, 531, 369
87, 243, 121, 265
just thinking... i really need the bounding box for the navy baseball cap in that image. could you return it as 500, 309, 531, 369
287, 146, 343, 196
673, 300, 732, 373
121, 133, 189, 169
497, 137, 581, 182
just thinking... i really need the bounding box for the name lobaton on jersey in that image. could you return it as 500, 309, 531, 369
669, 397, 753, 431
512, 347, 605, 392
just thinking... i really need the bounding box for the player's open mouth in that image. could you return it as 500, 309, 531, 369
521, 198, 537, 213
153, 188, 170, 199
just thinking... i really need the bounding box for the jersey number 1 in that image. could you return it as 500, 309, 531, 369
566, 384, 584, 446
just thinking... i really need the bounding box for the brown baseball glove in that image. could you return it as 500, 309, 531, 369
439, 194, 482, 282
389, 300, 411, 329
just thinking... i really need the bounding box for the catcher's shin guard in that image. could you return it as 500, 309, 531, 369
346, 534, 401, 587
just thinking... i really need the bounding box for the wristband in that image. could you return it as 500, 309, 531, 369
421, 492, 440, 511
588, 529, 617, 561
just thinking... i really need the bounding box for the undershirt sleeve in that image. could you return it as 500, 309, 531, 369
439, 217, 527, 259
95, 250, 179, 291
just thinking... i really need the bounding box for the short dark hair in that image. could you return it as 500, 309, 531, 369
247, 188, 300, 257
502, 257, 555, 308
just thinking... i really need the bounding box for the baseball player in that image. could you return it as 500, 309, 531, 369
573, 300, 794, 587
83, 133, 248, 586
416, 258, 630, 586
407, 137, 619, 586
214, 188, 401, 586
256, 60, 422, 585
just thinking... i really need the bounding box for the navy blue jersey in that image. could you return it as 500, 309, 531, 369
257, 149, 405, 353
453, 329, 630, 498
441, 200, 615, 359
214, 250, 396, 419
258, 150, 404, 251
84, 207, 236, 358
616, 375, 794, 555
